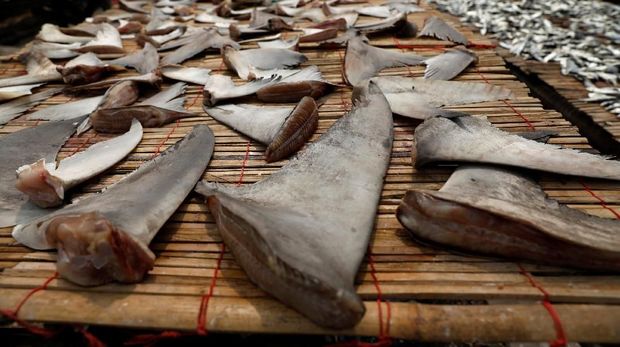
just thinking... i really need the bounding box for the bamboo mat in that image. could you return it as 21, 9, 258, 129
1, 0, 620, 343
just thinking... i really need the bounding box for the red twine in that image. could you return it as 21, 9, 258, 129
0, 272, 59, 338
1, 272, 106, 346
196, 243, 226, 335
124, 330, 183, 347
478, 62, 570, 347
186, 90, 201, 110
580, 181, 620, 219
76, 325, 106, 347
68, 132, 95, 157
196, 140, 246, 335
475, 67, 535, 130
152, 119, 180, 158
517, 265, 567, 347
236, 141, 251, 187
327, 251, 392, 347
391, 38, 414, 77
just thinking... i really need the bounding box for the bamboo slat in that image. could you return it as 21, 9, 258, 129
0, 0, 619, 343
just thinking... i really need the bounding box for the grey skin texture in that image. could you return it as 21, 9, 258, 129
344, 34, 424, 86
0, 117, 84, 227
195, 82, 393, 329
0, 51, 61, 88
0, 88, 61, 125
223, 46, 308, 80
12, 125, 215, 286
397, 165, 620, 271
372, 76, 513, 120
424, 46, 478, 81
418, 16, 468, 45
161, 29, 239, 65
106, 43, 160, 74
205, 103, 294, 144
414, 115, 620, 180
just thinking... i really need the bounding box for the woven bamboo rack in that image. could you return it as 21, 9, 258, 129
1, 0, 619, 343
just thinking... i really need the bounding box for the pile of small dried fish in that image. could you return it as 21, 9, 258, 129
429, 0, 620, 116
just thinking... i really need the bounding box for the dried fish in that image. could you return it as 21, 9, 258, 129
429, 0, 620, 116
257, 37, 300, 49
321, 3, 361, 16
16, 120, 143, 208
0, 51, 61, 88
354, 12, 416, 37
97, 80, 141, 109
0, 118, 84, 228
236, 33, 283, 44
106, 43, 160, 74
58, 52, 122, 85
372, 76, 513, 119
0, 84, 44, 102
31, 41, 81, 59
74, 23, 124, 54
299, 28, 338, 43
195, 81, 392, 328
424, 46, 477, 81
319, 28, 358, 48
0, 88, 60, 125
223, 46, 307, 80
228, 24, 271, 41
27, 96, 104, 121
344, 34, 423, 86
120, 0, 149, 14
161, 29, 239, 65
276, 5, 327, 23
418, 16, 467, 45
118, 20, 144, 35
249, 10, 294, 31
156, 30, 202, 51
161, 65, 212, 84
59, 23, 99, 37
195, 12, 238, 24
64, 72, 162, 95
203, 74, 281, 106
414, 115, 620, 180
255, 65, 336, 103
92, 82, 191, 132
205, 96, 318, 162
356, 5, 393, 18
13, 125, 215, 286
137, 27, 186, 48
37, 24, 92, 44
397, 165, 620, 271
311, 17, 348, 31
